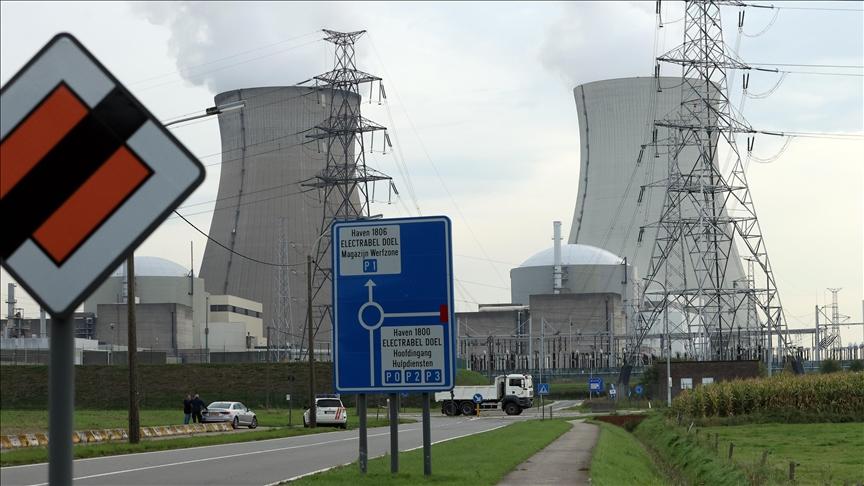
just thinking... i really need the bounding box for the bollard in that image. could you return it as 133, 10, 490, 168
760, 450, 770, 467
728, 442, 734, 460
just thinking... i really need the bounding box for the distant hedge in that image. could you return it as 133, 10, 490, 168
670, 372, 864, 419
0, 362, 333, 410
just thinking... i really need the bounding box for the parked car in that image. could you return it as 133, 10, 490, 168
303, 395, 348, 429
201, 401, 258, 429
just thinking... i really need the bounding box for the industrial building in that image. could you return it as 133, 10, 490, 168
84, 256, 264, 359
199, 86, 358, 353
458, 222, 634, 373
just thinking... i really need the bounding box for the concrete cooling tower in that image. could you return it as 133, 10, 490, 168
200, 86, 358, 349
569, 77, 746, 289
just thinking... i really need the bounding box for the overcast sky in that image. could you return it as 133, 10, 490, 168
2, 1, 862, 346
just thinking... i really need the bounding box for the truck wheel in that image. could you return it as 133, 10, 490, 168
504, 402, 520, 416
443, 401, 457, 416
460, 401, 475, 416
515, 408, 523, 415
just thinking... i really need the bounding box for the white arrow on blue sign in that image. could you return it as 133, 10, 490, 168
472, 393, 483, 404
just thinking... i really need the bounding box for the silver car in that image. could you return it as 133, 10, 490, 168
201, 401, 258, 429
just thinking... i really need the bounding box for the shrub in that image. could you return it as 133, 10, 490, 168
820, 359, 842, 374
849, 360, 863, 372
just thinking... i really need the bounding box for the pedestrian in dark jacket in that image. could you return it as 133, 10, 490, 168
183, 393, 193, 424
191, 393, 207, 423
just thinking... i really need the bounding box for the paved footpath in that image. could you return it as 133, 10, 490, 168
497, 420, 599, 486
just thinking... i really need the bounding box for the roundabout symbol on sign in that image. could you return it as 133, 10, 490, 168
357, 279, 440, 385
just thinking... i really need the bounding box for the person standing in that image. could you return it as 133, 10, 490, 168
183, 393, 193, 424
191, 393, 207, 423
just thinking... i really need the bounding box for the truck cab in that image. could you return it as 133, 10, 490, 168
496, 373, 534, 415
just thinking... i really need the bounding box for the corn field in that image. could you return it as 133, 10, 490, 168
671, 372, 864, 418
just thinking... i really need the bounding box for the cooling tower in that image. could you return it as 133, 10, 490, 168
569, 77, 746, 288
200, 86, 358, 348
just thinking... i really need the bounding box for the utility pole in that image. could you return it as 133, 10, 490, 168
127, 255, 140, 443
306, 255, 316, 427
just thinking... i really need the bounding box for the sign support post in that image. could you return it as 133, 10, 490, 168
358, 393, 368, 474
48, 312, 74, 485
422, 392, 431, 476
389, 393, 399, 473
127, 255, 140, 443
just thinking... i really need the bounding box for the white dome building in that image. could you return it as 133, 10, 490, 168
510, 243, 635, 306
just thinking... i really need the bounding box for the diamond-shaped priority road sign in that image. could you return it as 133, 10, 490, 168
0, 33, 204, 316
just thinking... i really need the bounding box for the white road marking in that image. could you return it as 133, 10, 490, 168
24, 432, 394, 486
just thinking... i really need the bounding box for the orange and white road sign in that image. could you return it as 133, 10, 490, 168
0, 33, 204, 316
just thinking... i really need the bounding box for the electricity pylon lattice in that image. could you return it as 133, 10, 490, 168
300, 29, 392, 356
627, 0, 789, 368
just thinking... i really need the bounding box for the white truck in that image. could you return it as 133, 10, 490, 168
434, 373, 534, 416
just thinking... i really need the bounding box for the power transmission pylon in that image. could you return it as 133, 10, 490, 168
299, 29, 392, 357
625, 1, 790, 375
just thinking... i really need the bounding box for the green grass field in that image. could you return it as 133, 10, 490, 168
589, 421, 667, 486
1, 408, 306, 435
706, 422, 864, 485
635, 414, 864, 485
290, 419, 572, 485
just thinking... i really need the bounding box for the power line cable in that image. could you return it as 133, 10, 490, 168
173, 211, 305, 267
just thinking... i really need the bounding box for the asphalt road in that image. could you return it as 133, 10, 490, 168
1, 412, 545, 486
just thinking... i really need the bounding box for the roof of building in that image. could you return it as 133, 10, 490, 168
518, 244, 623, 268
111, 256, 189, 278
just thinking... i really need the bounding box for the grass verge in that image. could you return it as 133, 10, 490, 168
0, 416, 402, 467
706, 422, 864, 485
589, 420, 666, 486
289, 419, 572, 485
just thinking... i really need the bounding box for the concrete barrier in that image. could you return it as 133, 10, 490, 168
1, 422, 240, 450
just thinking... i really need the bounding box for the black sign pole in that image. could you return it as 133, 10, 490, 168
389, 393, 398, 473
358, 393, 368, 474
48, 312, 74, 485
422, 392, 431, 476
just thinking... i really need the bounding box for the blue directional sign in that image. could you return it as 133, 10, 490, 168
537, 383, 550, 395
588, 378, 604, 392
472, 393, 483, 404
332, 216, 455, 393
634, 384, 644, 396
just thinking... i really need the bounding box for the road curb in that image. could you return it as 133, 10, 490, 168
1, 423, 233, 450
